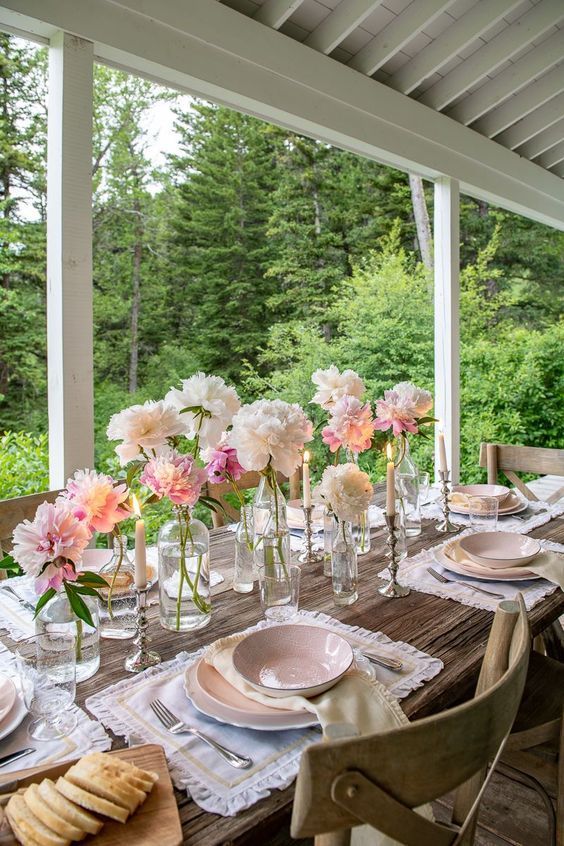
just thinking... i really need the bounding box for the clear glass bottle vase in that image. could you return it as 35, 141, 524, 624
396, 437, 421, 537
352, 510, 371, 555
331, 518, 358, 606
158, 508, 212, 632
36, 592, 100, 682
98, 535, 136, 639
233, 506, 255, 594
323, 507, 335, 577
253, 473, 291, 570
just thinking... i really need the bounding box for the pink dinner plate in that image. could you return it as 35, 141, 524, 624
450, 490, 526, 516
459, 532, 541, 569
0, 674, 16, 723
435, 539, 539, 581
232, 625, 353, 698
183, 659, 317, 730
452, 484, 510, 503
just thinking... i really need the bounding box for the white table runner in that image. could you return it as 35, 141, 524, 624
421, 496, 564, 533
85, 610, 443, 816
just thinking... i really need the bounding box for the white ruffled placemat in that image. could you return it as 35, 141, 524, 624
421, 496, 564, 533
380, 533, 564, 612
85, 611, 442, 816
0, 643, 111, 776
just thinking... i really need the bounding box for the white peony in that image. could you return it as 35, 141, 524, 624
166, 373, 241, 450
107, 400, 187, 465
311, 365, 365, 409
228, 399, 313, 477
393, 382, 433, 418
314, 463, 373, 522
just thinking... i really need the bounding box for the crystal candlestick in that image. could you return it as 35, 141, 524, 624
378, 514, 410, 598
124, 586, 161, 673
435, 470, 462, 533
298, 506, 323, 565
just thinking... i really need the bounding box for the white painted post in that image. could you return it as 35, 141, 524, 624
434, 176, 460, 482
47, 31, 94, 488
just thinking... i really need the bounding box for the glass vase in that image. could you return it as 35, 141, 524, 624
331, 518, 358, 606
253, 473, 291, 570
396, 437, 421, 537
36, 592, 100, 682
323, 507, 336, 577
158, 508, 212, 632
352, 510, 371, 555
233, 506, 255, 594
98, 534, 136, 639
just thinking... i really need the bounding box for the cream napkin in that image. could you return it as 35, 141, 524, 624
528, 546, 564, 587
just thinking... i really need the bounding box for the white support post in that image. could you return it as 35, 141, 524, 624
47, 31, 94, 488
434, 177, 460, 483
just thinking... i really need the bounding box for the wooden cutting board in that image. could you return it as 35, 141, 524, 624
0, 745, 182, 846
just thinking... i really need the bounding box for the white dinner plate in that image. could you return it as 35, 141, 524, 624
0, 686, 27, 742
450, 491, 528, 517
435, 541, 540, 582
80, 547, 158, 585
0, 674, 16, 723
184, 658, 318, 731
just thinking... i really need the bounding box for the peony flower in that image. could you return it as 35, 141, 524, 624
62, 469, 130, 533
140, 448, 207, 507
313, 463, 373, 522
374, 390, 419, 437
12, 501, 91, 588
107, 400, 187, 465
35, 561, 78, 594
393, 382, 433, 418
322, 395, 376, 454
203, 443, 245, 485
166, 373, 240, 451
311, 365, 365, 410
228, 399, 313, 477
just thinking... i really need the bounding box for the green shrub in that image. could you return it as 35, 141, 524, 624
0, 430, 49, 499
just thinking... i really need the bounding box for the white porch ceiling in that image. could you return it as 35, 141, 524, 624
222, 0, 564, 181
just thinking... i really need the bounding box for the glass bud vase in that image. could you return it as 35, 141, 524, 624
233, 506, 255, 594
98, 535, 136, 639
352, 510, 371, 555
36, 592, 100, 682
253, 473, 291, 570
396, 437, 421, 537
331, 519, 358, 606
158, 509, 212, 632
253, 473, 288, 542
323, 507, 336, 577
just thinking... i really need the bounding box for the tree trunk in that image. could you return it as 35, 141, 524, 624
129, 190, 142, 393
409, 174, 433, 272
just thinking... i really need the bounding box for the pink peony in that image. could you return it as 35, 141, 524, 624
140, 449, 207, 507
322, 396, 376, 454
63, 469, 130, 533
204, 444, 245, 485
12, 501, 91, 590
373, 390, 420, 437
35, 561, 78, 594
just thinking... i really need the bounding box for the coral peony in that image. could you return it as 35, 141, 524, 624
166, 373, 240, 451
63, 469, 130, 533
311, 365, 365, 410
107, 400, 187, 465
321, 395, 375, 454
140, 449, 207, 507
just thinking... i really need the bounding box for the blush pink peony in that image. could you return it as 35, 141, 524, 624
321, 395, 375, 454
140, 449, 207, 507
204, 444, 245, 484
63, 469, 130, 533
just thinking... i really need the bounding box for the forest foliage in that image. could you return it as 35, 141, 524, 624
1, 34, 563, 499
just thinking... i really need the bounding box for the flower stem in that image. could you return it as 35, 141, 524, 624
75, 618, 83, 663
107, 530, 123, 620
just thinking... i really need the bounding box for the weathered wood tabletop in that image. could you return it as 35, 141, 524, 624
3, 495, 564, 845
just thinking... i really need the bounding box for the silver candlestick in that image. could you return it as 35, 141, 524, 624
298, 506, 323, 565
124, 585, 161, 673
436, 470, 462, 533
378, 514, 410, 598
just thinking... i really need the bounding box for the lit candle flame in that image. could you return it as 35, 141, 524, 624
386, 442, 393, 462
131, 493, 142, 518
303, 450, 310, 463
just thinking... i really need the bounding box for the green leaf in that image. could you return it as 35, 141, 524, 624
179, 405, 203, 415
0, 554, 22, 574
64, 582, 94, 628
73, 585, 101, 598
417, 416, 438, 425
199, 495, 227, 515
126, 460, 144, 488
33, 588, 56, 619
77, 571, 108, 588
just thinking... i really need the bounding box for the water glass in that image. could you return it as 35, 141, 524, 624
468, 496, 499, 531
418, 472, 430, 505
397, 474, 421, 537
258, 563, 300, 622
16, 634, 77, 741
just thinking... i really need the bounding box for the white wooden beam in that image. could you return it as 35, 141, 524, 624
536, 140, 564, 169
1, 0, 564, 229
495, 92, 564, 149
434, 177, 460, 483
254, 0, 304, 29
47, 30, 94, 488
420, 0, 564, 111
348, 0, 455, 76
447, 29, 564, 126
305, 0, 382, 55
517, 117, 564, 159
473, 64, 564, 139
387, 0, 522, 95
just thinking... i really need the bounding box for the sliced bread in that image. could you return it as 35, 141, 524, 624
6, 794, 70, 846
23, 784, 85, 842
37, 780, 102, 837
65, 763, 145, 812
55, 778, 128, 824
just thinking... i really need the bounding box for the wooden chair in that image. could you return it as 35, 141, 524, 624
0, 490, 61, 556
207, 469, 301, 527
292, 596, 530, 846
479, 442, 564, 503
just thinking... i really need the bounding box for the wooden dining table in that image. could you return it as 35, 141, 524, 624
2, 491, 563, 845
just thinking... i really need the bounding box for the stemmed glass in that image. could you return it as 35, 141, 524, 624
16, 633, 77, 741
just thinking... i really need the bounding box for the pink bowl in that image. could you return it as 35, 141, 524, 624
232, 625, 353, 698
459, 531, 541, 569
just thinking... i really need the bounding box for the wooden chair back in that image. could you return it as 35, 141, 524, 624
479, 442, 564, 502
292, 596, 530, 846
207, 469, 301, 527
0, 490, 61, 556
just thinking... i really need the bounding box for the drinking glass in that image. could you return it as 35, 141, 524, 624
16, 634, 77, 741
418, 472, 430, 505
468, 496, 499, 531
258, 563, 300, 622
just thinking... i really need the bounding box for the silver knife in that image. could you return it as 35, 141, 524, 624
0, 585, 36, 614
0, 748, 34, 769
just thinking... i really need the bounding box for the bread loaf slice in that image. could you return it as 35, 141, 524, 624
6, 794, 70, 846
37, 780, 102, 837
83, 753, 158, 790
7, 815, 44, 846
55, 778, 128, 824
65, 762, 145, 811
76, 754, 152, 793
23, 784, 85, 842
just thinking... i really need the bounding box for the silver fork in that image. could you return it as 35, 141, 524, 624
150, 699, 252, 769
427, 567, 505, 600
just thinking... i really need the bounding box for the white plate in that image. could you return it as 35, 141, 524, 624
184, 659, 318, 731
450, 491, 527, 517
435, 543, 539, 582
0, 674, 16, 723
80, 547, 158, 585
0, 687, 27, 741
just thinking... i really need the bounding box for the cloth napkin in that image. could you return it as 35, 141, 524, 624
0, 643, 111, 778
